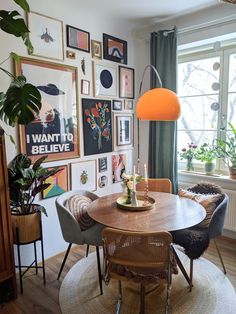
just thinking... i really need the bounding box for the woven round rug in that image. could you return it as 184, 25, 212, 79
59, 250, 236, 314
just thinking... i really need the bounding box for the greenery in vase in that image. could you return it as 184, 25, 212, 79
196, 143, 216, 163
179, 143, 198, 161
122, 172, 142, 204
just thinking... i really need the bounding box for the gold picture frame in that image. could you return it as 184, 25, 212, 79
91, 40, 102, 59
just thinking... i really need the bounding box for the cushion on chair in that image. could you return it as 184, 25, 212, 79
66, 195, 95, 231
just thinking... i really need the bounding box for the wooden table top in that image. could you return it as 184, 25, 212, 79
88, 192, 206, 232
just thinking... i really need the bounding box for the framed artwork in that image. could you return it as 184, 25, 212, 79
119, 66, 135, 99
98, 157, 108, 172
71, 160, 96, 191
91, 40, 102, 59
98, 175, 108, 188
42, 165, 69, 199
93, 62, 117, 97
116, 115, 132, 146
124, 99, 133, 111
112, 154, 126, 183
81, 79, 90, 95
103, 33, 127, 64
82, 98, 112, 155
112, 100, 122, 111
66, 25, 90, 52
27, 11, 64, 61
16, 57, 79, 162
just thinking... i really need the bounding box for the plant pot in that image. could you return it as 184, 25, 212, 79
228, 166, 236, 179
11, 207, 41, 244
204, 162, 215, 175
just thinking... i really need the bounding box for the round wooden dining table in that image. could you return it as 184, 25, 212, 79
88, 191, 206, 232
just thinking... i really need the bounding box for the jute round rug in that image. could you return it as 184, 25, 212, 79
59, 250, 236, 314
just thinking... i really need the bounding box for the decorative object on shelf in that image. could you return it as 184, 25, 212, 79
42, 165, 69, 199
119, 66, 134, 99
112, 154, 126, 183
116, 115, 132, 146
91, 40, 102, 59
103, 33, 127, 64
66, 25, 90, 52
70, 160, 97, 191
98, 175, 108, 188
112, 100, 122, 111
196, 143, 216, 175
66, 50, 76, 59
98, 157, 108, 172
16, 57, 79, 162
82, 98, 112, 155
93, 62, 117, 97
179, 143, 198, 171
81, 79, 90, 95
27, 11, 64, 60
124, 99, 133, 110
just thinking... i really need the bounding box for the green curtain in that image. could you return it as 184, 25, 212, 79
149, 29, 178, 194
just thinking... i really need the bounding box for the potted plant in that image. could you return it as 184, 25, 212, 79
8, 154, 60, 243
215, 122, 236, 179
179, 143, 198, 171
196, 143, 216, 174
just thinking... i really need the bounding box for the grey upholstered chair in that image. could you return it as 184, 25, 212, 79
56, 190, 104, 294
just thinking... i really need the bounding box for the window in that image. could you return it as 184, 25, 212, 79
177, 45, 236, 173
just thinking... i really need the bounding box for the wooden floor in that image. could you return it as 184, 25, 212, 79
1, 236, 236, 314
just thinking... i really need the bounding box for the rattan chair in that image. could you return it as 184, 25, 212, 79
102, 228, 173, 314
136, 178, 172, 193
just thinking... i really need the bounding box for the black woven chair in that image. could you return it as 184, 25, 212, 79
171, 182, 228, 291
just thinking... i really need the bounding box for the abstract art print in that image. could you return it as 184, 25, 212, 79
27, 11, 64, 60
16, 57, 79, 162
82, 98, 112, 155
103, 33, 127, 64
93, 62, 117, 97
116, 116, 132, 146
119, 66, 135, 99
98, 157, 108, 172
42, 165, 69, 199
71, 160, 96, 191
112, 154, 126, 183
66, 25, 90, 52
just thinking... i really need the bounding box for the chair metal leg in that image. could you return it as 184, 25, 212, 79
86, 244, 90, 257
57, 243, 72, 280
116, 281, 122, 314
34, 241, 38, 275
140, 283, 145, 314
214, 239, 226, 274
95, 246, 103, 295
189, 259, 193, 292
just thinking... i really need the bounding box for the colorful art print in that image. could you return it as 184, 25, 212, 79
119, 66, 135, 99
98, 157, 108, 172
116, 116, 132, 146
103, 33, 127, 64
42, 165, 69, 199
27, 11, 64, 61
112, 100, 122, 111
112, 154, 126, 183
124, 99, 133, 111
16, 58, 79, 162
70, 160, 96, 191
66, 25, 90, 53
82, 98, 112, 155
91, 40, 102, 59
98, 175, 108, 188
81, 80, 90, 95
93, 62, 117, 98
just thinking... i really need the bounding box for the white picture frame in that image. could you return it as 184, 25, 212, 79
93, 61, 117, 97
70, 160, 97, 191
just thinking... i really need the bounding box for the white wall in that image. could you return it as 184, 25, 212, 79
0, 0, 138, 264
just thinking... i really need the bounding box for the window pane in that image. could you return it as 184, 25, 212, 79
228, 54, 236, 92
227, 93, 236, 125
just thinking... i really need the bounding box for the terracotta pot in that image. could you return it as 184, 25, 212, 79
11, 207, 41, 244
228, 166, 236, 179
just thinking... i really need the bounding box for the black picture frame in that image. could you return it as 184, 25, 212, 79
112, 100, 122, 111
103, 33, 127, 64
98, 157, 108, 172
66, 25, 90, 53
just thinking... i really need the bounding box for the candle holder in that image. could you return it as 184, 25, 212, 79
143, 181, 149, 206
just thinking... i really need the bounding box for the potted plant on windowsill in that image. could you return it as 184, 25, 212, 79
215, 122, 236, 179
8, 154, 60, 243
179, 143, 198, 171
196, 143, 216, 175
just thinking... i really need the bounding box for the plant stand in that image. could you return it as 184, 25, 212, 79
14, 220, 46, 294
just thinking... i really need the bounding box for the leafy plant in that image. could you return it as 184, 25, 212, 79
8, 154, 60, 215
0, 0, 41, 127
179, 143, 198, 161
196, 143, 216, 163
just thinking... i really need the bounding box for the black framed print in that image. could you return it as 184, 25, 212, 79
66, 25, 90, 52
112, 99, 122, 111
103, 33, 127, 64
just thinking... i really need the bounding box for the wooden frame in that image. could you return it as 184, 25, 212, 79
112, 99, 122, 111
93, 61, 117, 98
119, 66, 135, 99
66, 25, 90, 52
70, 160, 97, 191
81, 79, 90, 95
124, 99, 133, 111
91, 40, 102, 59
27, 11, 64, 61
98, 157, 108, 172
16, 57, 79, 162
103, 33, 127, 64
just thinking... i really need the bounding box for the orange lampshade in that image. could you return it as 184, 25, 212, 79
136, 87, 181, 121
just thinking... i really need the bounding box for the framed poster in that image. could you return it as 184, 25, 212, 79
82, 98, 112, 155
66, 25, 90, 52
98, 157, 108, 172
71, 160, 96, 191
42, 165, 69, 199
103, 33, 127, 64
119, 66, 134, 99
93, 62, 117, 97
16, 57, 79, 162
91, 40, 102, 59
27, 11, 64, 61
112, 100, 122, 111
116, 115, 132, 146
112, 154, 126, 183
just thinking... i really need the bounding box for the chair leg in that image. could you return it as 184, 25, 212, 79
189, 259, 193, 292
86, 244, 90, 257
95, 246, 103, 295
57, 243, 72, 280
140, 283, 145, 314
116, 281, 122, 314
214, 239, 226, 274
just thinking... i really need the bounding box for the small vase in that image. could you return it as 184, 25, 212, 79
186, 158, 194, 171
126, 187, 132, 204
205, 162, 215, 175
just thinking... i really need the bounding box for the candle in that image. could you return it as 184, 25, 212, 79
133, 165, 136, 191
144, 163, 148, 183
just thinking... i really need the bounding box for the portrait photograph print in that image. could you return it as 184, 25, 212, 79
82, 98, 112, 155
66, 25, 90, 52
119, 66, 134, 99
16, 58, 79, 162
103, 33, 127, 64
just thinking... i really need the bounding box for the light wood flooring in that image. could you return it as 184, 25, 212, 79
1, 236, 236, 314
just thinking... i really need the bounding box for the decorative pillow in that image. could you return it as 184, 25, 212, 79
179, 189, 223, 227
66, 195, 95, 231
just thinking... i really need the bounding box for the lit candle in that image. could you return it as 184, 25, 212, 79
133, 165, 136, 191
144, 163, 148, 183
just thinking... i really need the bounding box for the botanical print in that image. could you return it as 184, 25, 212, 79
71, 160, 96, 191
82, 98, 112, 155
112, 154, 126, 183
